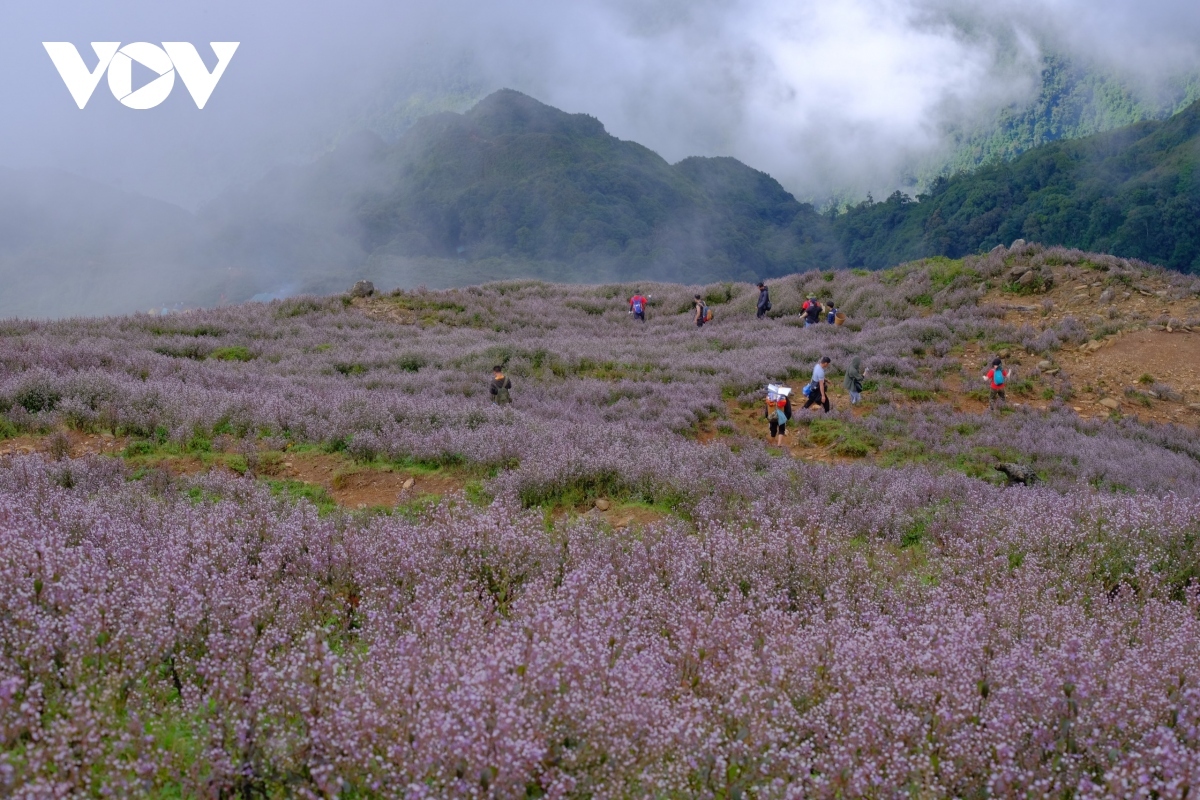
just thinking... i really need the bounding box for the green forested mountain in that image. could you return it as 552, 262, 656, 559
209, 90, 841, 291
209, 88, 1200, 300
926, 55, 1200, 185
834, 97, 1200, 273
353, 53, 1199, 205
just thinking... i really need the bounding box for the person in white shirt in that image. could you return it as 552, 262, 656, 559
803, 356, 832, 413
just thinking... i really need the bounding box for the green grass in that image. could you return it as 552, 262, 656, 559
464, 480, 494, 506
392, 493, 444, 521
209, 345, 254, 362
1124, 389, 1154, 408
122, 438, 215, 459
264, 478, 338, 514
804, 418, 880, 458
515, 469, 685, 512
925, 257, 977, 291
901, 518, 927, 549
703, 283, 739, 306
1002, 274, 1052, 295
184, 486, 225, 504
901, 387, 937, 402
1009, 379, 1035, 397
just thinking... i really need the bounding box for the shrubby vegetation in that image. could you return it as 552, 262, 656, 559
3, 248, 1200, 795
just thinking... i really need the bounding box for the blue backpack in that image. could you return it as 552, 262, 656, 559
992, 368, 1006, 387
633, 298, 643, 314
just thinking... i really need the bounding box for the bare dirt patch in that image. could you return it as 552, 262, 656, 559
1083, 329, 1200, 390
1060, 329, 1200, 423
556, 500, 668, 530
278, 452, 467, 509
157, 456, 212, 476
980, 266, 1200, 425
0, 430, 128, 459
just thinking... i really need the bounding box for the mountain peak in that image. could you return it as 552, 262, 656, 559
464, 89, 608, 139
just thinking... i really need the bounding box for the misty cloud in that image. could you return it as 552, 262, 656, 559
2, 0, 1199, 318
443, 0, 1200, 199
4, 0, 1198, 206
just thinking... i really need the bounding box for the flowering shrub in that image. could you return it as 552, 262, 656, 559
1, 456, 1200, 796
3, 251, 1200, 795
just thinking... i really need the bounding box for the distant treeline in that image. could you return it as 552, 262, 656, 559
831, 97, 1200, 274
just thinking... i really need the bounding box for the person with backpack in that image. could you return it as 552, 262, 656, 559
985, 357, 1011, 409
693, 295, 710, 327
629, 291, 648, 322
803, 296, 823, 327
765, 388, 792, 446
844, 356, 866, 405
756, 282, 771, 319
489, 365, 512, 405
802, 356, 832, 413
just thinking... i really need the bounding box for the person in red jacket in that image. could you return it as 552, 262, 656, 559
985, 357, 1011, 410
628, 291, 648, 322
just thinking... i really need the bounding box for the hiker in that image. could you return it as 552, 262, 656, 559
844, 356, 866, 405
765, 386, 792, 446
803, 296, 823, 327
629, 290, 648, 322
693, 295, 709, 327
756, 282, 771, 319
826, 302, 838, 324
803, 356, 832, 413
985, 357, 1011, 409
489, 365, 512, 405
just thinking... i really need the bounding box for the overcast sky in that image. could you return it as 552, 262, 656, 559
3, 0, 1199, 208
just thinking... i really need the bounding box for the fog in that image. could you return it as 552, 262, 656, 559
5, 0, 1199, 206
1, 0, 1198, 316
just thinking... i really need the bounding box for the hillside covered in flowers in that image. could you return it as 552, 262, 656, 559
4, 243, 1200, 796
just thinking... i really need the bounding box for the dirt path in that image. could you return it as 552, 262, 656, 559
555, 500, 667, 530
0, 430, 128, 459
719, 399, 866, 466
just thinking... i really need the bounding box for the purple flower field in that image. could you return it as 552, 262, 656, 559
4, 245, 1200, 796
